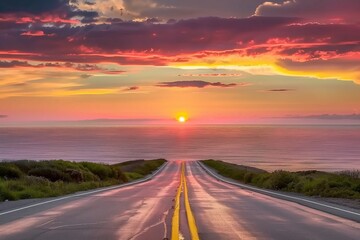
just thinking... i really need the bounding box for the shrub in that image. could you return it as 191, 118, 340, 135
11, 160, 40, 173
202, 160, 360, 199
65, 169, 84, 182
244, 172, 254, 184
81, 162, 113, 180
0, 165, 22, 179
28, 167, 70, 182
352, 183, 360, 192
0, 186, 16, 201
25, 175, 48, 183
82, 171, 100, 181
267, 170, 296, 190
338, 170, 360, 179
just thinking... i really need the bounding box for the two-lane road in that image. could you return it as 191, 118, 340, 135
0, 161, 359, 240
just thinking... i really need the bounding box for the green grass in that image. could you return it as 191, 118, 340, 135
115, 159, 167, 181
0, 159, 166, 201
201, 159, 360, 199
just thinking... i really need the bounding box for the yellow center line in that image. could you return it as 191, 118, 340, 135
182, 162, 200, 240
171, 162, 183, 240
171, 162, 200, 240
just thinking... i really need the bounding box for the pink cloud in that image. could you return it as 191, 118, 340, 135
0, 16, 358, 82
21, 31, 55, 37
179, 73, 243, 77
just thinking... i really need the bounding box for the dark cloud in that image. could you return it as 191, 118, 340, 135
156, 80, 237, 88
1, 16, 358, 58
0, 115, 8, 118
84, 1, 96, 6
124, 86, 139, 91
0, 0, 98, 24
179, 73, 243, 77
122, 0, 284, 20
0, 0, 67, 14
285, 114, 360, 120
80, 74, 92, 78
0, 16, 301, 57
0, 16, 358, 81
0, 60, 31, 68
105, 18, 124, 23
266, 89, 294, 92
256, 0, 360, 23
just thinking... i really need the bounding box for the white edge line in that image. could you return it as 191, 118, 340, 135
0, 162, 168, 216
197, 161, 360, 218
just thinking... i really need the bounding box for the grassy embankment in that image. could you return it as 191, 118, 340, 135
0, 159, 166, 201
201, 160, 360, 199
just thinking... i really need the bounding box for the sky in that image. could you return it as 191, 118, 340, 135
0, 0, 359, 125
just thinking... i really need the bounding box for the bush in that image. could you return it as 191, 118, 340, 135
202, 160, 360, 199
28, 167, 70, 182
117, 159, 166, 178
0, 165, 23, 179
268, 170, 296, 190
0, 159, 164, 202
65, 169, 84, 182
81, 162, 114, 180
244, 172, 254, 184
0, 185, 16, 201
24, 175, 50, 185
11, 160, 39, 173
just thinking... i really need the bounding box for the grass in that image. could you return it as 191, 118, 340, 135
115, 159, 167, 181
201, 159, 360, 199
0, 159, 166, 201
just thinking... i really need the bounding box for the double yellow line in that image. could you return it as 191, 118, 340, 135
171, 162, 200, 240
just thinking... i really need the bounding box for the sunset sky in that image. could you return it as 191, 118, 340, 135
0, 0, 359, 125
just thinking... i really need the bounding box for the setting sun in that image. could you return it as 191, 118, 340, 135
178, 116, 187, 123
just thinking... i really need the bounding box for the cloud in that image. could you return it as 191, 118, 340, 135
0, 0, 98, 24
277, 58, 360, 82
124, 86, 139, 91
285, 114, 360, 120
21, 31, 55, 37
255, 0, 360, 23
73, 0, 283, 21
266, 89, 295, 92
179, 73, 243, 77
121, 0, 274, 20
156, 80, 237, 88
80, 74, 92, 79
0, 16, 358, 83
0, 61, 126, 75
0, 115, 8, 118
0, 60, 31, 68
0, 0, 67, 14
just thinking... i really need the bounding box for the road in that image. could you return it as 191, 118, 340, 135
0, 161, 360, 240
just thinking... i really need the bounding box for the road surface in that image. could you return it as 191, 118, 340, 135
0, 161, 359, 240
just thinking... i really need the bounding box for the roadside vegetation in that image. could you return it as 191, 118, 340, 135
0, 159, 166, 201
201, 160, 360, 199
114, 159, 167, 181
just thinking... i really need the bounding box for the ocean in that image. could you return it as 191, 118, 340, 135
1, 125, 359, 171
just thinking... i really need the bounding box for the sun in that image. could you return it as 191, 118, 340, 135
178, 116, 187, 123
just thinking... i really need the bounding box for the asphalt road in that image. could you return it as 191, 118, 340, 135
0, 162, 181, 240
0, 161, 360, 240
187, 162, 360, 240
